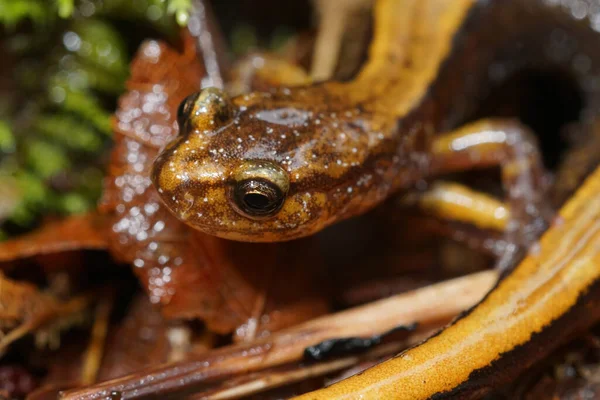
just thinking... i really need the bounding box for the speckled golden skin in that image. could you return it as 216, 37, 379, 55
152, 0, 600, 242
152, 86, 405, 241
152, 0, 472, 242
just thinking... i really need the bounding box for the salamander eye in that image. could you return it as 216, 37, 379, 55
177, 87, 233, 133
230, 161, 289, 219
233, 179, 285, 217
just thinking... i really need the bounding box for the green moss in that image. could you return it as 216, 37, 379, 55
57, 0, 74, 18
25, 140, 71, 179
0, 0, 54, 28
9, 171, 48, 226
166, 0, 193, 26
0, 0, 194, 237
0, 0, 190, 28
34, 114, 103, 152
57, 192, 92, 214
68, 19, 129, 78
0, 121, 15, 153
48, 85, 112, 135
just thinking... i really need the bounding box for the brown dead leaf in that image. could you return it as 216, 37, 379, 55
165, 232, 329, 340
96, 295, 172, 381
0, 214, 107, 263
28, 295, 173, 398
0, 273, 92, 352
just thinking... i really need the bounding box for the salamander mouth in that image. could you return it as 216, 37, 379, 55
193, 225, 310, 243
176, 206, 329, 243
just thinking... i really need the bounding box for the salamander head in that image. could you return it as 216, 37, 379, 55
152, 87, 364, 242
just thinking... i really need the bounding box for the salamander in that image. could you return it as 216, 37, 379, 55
148, 0, 600, 398
150, 0, 600, 254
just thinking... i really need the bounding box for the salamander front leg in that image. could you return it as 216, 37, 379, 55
400, 181, 508, 257
430, 119, 552, 270
412, 181, 509, 232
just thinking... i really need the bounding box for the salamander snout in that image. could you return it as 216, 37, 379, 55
151, 86, 237, 233
152, 87, 330, 242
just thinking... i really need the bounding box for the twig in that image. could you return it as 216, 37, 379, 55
192, 329, 438, 400
81, 293, 115, 385
60, 270, 497, 400
202, 346, 401, 400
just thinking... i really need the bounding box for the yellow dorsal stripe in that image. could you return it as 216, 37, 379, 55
342, 0, 476, 117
